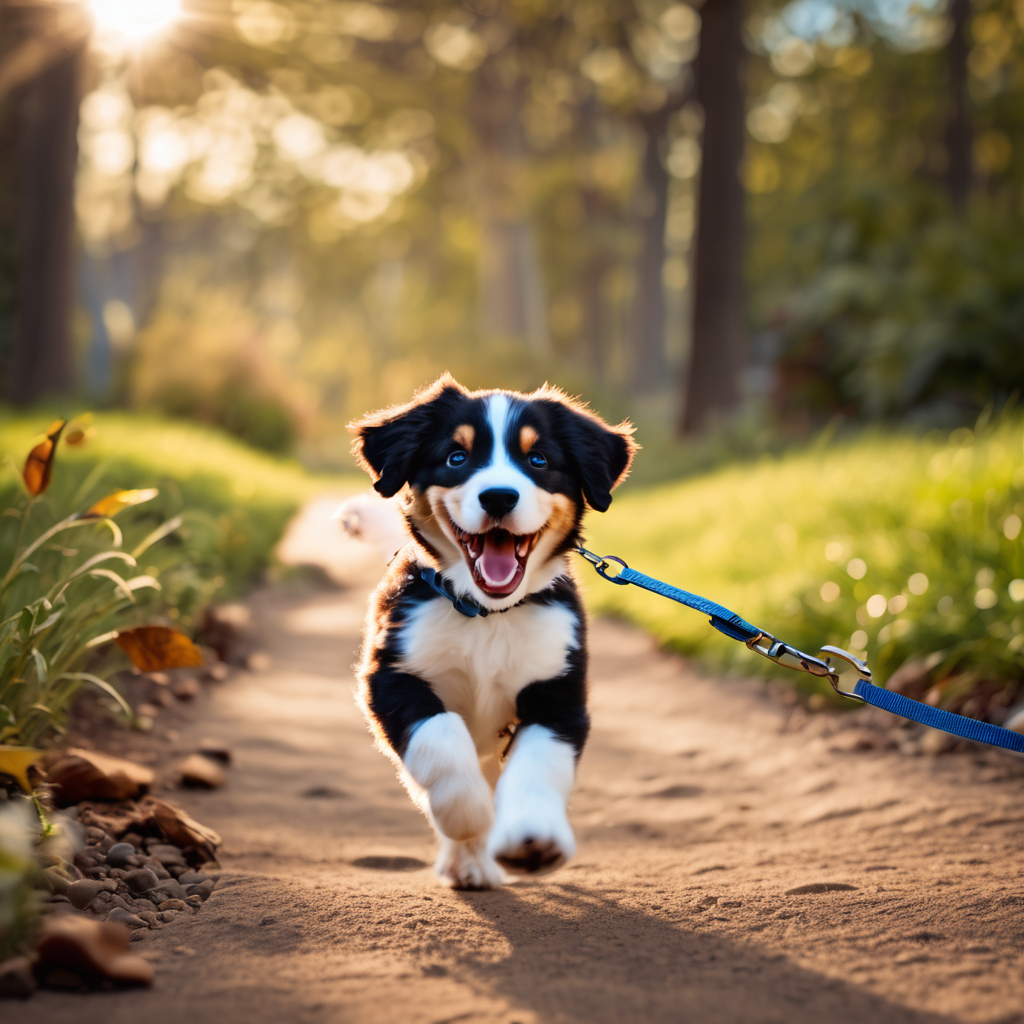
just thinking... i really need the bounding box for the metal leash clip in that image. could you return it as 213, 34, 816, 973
746, 633, 873, 702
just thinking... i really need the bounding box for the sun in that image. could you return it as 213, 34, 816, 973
89, 0, 182, 39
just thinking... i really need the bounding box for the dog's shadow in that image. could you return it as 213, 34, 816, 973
448, 883, 953, 1024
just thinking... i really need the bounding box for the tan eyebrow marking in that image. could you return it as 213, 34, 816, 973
520, 425, 539, 453
453, 424, 474, 451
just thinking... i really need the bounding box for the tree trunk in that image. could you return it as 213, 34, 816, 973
680, 0, 747, 435
9, 42, 82, 404
945, 0, 972, 213
470, 57, 548, 357
628, 108, 671, 395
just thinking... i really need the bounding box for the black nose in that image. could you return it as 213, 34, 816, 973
479, 488, 519, 517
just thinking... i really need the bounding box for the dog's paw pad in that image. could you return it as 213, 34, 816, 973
493, 836, 567, 875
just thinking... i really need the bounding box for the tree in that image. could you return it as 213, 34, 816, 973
681, 0, 747, 434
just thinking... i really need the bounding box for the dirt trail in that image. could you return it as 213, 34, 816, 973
14, 496, 1024, 1024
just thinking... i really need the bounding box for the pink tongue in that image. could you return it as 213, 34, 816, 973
478, 530, 518, 585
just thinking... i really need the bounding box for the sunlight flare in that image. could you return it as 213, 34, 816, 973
89, 0, 181, 39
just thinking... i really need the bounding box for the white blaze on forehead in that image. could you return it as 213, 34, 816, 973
441, 394, 548, 537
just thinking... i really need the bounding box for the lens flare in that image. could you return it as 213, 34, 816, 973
90, 0, 181, 39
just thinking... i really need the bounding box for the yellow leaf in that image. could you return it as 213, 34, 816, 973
65, 426, 96, 446
115, 626, 204, 672
0, 745, 43, 793
23, 420, 65, 497
83, 488, 159, 519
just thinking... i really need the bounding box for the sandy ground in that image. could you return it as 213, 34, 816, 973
14, 497, 1024, 1024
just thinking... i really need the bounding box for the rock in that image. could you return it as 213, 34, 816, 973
46, 749, 154, 806
135, 911, 160, 929
136, 703, 160, 718
42, 867, 72, 895
203, 662, 230, 683
0, 956, 35, 998
178, 754, 225, 790
160, 910, 184, 923
147, 843, 186, 868
106, 908, 147, 929
140, 797, 221, 862
1005, 703, 1024, 733
197, 738, 232, 765
149, 879, 188, 902
66, 878, 116, 910
170, 676, 200, 701
125, 868, 160, 893
199, 603, 252, 665
185, 895, 203, 909
185, 878, 216, 901
157, 899, 190, 912
177, 870, 209, 886
246, 651, 271, 672
105, 842, 138, 868
35, 915, 154, 988
146, 671, 171, 686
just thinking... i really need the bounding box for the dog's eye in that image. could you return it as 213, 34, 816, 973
528, 451, 548, 469
447, 449, 468, 468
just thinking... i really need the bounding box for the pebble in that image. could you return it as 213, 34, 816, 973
171, 676, 200, 700
67, 878, 117, 910
160, 910, 184, 923
197, 738, 232, 765
148, 843, 187, 868
179, 754, 225, 790
185, 879, 216, 901
125, 868, 160, 893
135, 911, 160, 929
157, 899, 191, 912
105, 842, 138, 868
42, 867, 72, 895
177, 870, 210, 886
106, 908, 147, 929
203, 662, 229, 682
185, 895, 203, 909
0, 955, 36, 998
150, 879, 188, 902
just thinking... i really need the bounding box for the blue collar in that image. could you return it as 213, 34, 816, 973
420, 567, 528, 618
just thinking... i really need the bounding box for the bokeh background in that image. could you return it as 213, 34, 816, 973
2, 0, 1024, 719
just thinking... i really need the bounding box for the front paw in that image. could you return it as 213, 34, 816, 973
435, 837, 504, 890
428, 774, 493, 841
488, 803, 576, 876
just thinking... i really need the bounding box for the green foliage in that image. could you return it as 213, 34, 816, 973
0, 412, 354, 744
584, 416, 1024, 717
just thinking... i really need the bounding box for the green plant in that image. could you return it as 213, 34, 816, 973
0, 421, 197, 745
585, 414, 1024, 718
0, 798, 38, 961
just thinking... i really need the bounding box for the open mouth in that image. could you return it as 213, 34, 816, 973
450, 523, 541, 597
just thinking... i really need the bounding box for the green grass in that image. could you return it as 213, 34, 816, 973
582, 419, 1024, 717
0, 411, 357, 606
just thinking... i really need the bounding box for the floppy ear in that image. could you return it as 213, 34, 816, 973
569, 414, 637, 512
349, 375, 466, 497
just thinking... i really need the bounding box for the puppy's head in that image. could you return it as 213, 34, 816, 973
350, 374, 636, 608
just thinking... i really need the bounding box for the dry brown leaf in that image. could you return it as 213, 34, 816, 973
47, 748, 154, 806
36, 915, 154, 987
83, 488, 159, 519
142, 796, 221, 859
22, 419, 65, 496
115, 626, 204, 672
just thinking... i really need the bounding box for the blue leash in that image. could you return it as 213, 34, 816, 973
575, 545, 1024, 755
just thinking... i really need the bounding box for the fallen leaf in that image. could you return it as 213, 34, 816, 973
23, 420, 65, 496
0, 744, 43, 792
46, 747, 154, 805
36, 915, 154, 988
83, 488, 159, 519
115, 626, 204, 672
142, 796, 221, 858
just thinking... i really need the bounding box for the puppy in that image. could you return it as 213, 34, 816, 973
350, 374, 636, 888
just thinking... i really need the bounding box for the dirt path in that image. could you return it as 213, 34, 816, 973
14, 497, 1024, 1024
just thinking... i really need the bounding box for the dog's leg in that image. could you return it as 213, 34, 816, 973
404, 712, 503, 889
488, 723, 578, 875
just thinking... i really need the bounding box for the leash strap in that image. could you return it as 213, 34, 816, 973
576, 544, 1024, 755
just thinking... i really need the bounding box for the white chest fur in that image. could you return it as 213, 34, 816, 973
395, 596, 579, 752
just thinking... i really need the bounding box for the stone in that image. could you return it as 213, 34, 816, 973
46, 749, 154, 806
171, 676, 200, 701
203, 662, 230, 682
185, 878, 216, 901
140, 796, 221, 861
177, 870, 209, 886
157, 898, 190, 912
178, 754, 225, 790
197, 738, 232, 765
148, 843, 186, 868
42, 867, 72, 894
886, 657, 938, 699
105, 842, 138, 868
160, 910, 184, 923
0, 956, 35, 998
66, 878, 116, 910
35, 915, 154, 988
185, 895, 203, 909
146, 671, 171, 686
135, 911, 160, 928
125, 868, 160, 893
149, 879, 188, 902
246, 651, 271, 672
106, 908, 147, 929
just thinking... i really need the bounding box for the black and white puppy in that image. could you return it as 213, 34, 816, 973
350, 374, 636, 889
